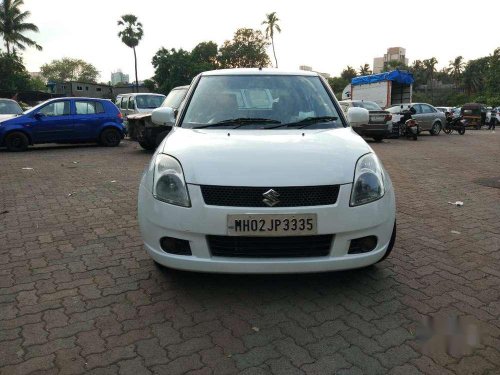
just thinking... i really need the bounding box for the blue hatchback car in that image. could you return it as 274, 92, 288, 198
0, 97, 125, 151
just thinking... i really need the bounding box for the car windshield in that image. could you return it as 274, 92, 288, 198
181, 74, 343, 129
135, 95, 165, 109
353, 101, 382, 111
0, 100, 23, 115
162, 88, 188, 109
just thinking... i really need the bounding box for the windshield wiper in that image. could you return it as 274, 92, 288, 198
268, 116, 338, 129
194, 118, 281, 129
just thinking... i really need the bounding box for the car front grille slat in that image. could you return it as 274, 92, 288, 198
207, 235, 333, 258
200, 185, 340, 207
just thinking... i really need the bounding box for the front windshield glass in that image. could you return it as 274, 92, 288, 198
354, 101, 382, 111
0, 100, 23, 115
135, 95, 165, 109
162, 88, 188, 109
181, 75, 343, 129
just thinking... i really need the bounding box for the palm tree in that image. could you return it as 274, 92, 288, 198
448, 56, 465, 87
423, 57, 438, 101
0, 0, 42, 55
262, 12, 281, 68
359, 64, 371, 75
118, 14, 143, 93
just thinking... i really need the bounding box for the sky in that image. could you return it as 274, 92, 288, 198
18, 0, 500, 83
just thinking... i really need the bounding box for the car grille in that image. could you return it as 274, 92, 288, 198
200, 185, 340, 207
207, 235, 333, 258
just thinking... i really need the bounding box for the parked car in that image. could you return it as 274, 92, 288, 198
0, 97, 125, 152
339, 100, 392, 141
115, 93, 166, 121
387, 103, 446, 135
138, 68, 396, 273
127, 86, 189, 150
0, 98, 23, 118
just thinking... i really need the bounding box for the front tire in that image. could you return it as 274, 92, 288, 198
458, 127, 465, 135
138, 138, 156, 151
100, 128, 121, 147
373, 136, 384, 142
430, 122, 442, 135
5, 132, 29, 152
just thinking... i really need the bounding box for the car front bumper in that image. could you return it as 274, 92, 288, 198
138, 183, 396, 273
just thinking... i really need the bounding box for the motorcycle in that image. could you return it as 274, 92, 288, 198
398, 109, 419, 140
444, 114, 466, 135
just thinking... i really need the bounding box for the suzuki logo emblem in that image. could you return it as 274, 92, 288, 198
262, 189, 280, 207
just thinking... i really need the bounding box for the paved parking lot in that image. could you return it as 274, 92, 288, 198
1, 131, 499, 374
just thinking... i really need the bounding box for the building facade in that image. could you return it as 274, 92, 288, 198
111, 71, 129, 86
47, 81, 113, 99
373, 47, 409, 74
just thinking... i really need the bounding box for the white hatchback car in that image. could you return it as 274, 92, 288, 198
138, 69, 396, 273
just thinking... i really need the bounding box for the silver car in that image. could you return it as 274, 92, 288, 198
388, 103, 446, 135
115, 93, 166, 119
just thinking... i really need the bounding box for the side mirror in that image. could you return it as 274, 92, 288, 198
34, 112, 45, 119
151, 107, 176, 126
347, 107, 369, 128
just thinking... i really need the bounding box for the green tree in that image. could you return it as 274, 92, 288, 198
340, 66, 357, 81
118, 14, 143, 93
358, 64, 371, 76
0, 0, 41, 55
152, 47, 194, 95
327, 76, 349, 99
191, 41, 218, 71
463, 57, 489, 96
218, 28, 270, 69
40, 57, 99, 83
448, 56, 465, 87
262, 12, 281, 68
423, 57, 438, 101
383, 60, 408, 71
0, 51, 31, 90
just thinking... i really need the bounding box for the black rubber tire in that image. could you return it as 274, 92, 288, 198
443, 126, 452, 134
5, 131, 29, 152
458, 127, 465, 135
476, 124, 481, 130
378, 221, 396, 263
430, 122, 441, 135
100, 128, 121, 147
138, 138, 156, 151
373, 136, 384, 142
413, 134, 418, 140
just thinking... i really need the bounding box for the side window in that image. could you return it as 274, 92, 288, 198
128, 97, 135, 110
421, 104, 435, 113
120, 98, 128, 109
412, 104, 422, 114
75, 101, 105, 115
39, 101, 70, 117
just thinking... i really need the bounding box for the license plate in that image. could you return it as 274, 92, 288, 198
371, 115, 385, 123
227, 214, 317, 236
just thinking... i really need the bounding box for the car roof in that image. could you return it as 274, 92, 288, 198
115, 93, 165, 97
201, 68, 319, 77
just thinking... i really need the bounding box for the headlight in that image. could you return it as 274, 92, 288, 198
153, 154, 191, 207
350, 153, 385, 206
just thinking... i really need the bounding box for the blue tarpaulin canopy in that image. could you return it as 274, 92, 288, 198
351, 70, 414, 86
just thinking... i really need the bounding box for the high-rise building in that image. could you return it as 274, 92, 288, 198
111, 70, 129, 85
373, 47, 408, 74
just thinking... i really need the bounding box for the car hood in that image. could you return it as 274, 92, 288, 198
160, 127, 372, 186
0, 114, 17, 122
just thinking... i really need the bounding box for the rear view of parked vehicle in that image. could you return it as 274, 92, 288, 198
0, 98, 125, 151
339, 100, 392, 141
115, 93, 166, 121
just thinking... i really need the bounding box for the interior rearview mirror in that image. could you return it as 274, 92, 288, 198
151, 107, 176, 126
347, 107, 369, 128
